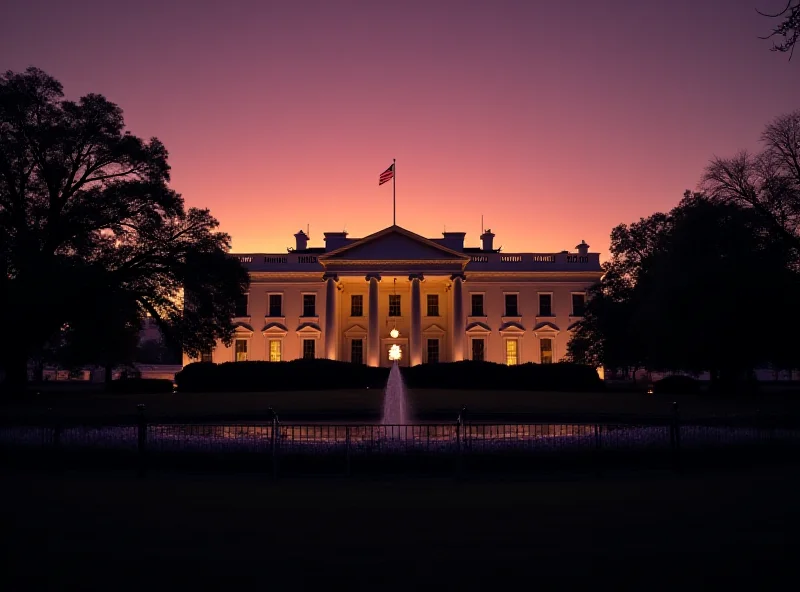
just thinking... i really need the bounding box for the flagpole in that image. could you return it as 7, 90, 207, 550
392, 158, 396, 226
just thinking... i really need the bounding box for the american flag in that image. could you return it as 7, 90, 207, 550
379, 163, 394, 185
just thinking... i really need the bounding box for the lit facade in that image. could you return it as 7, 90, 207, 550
184, 225, 603, 367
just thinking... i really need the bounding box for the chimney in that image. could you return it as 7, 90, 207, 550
576, 240, 589, 255
324, 231, 349, 251
294, 230, 309, 251
441, 231, 466, 251
480, 229, 495, 252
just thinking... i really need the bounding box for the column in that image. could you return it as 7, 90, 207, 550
324, 274, 339, 360
367, 274, 380, 367
409, 274, 422, 366
451, 274, 465, 362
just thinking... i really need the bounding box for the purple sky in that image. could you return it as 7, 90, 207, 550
2, 0, 798, 257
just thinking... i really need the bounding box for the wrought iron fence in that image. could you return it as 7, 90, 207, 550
2, 406, 799, 476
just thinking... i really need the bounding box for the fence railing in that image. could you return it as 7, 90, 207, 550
2, 404, 800, 477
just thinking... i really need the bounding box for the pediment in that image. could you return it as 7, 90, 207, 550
233, 322, 254, 334
296, 322, 322, 335
422, 323, 447, 335
533, 321, 560, 333
319, 226, 469, 263
466, 321, 492, 334
499, 321, 526, 333
344, 324, 368, 337
262, 322, 288, 335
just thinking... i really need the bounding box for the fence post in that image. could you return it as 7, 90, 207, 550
594, 423, 602, 474
270, 407, 279, 480
671, 402, 681, 473
136, 404, 147, 477
455, 406, 466, 478
345, 426, 351, 477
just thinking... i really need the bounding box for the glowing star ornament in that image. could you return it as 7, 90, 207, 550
390, 328, 399, 339
389, 344, 402, 361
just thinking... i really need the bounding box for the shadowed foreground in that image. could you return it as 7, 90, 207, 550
2, 466, 799, 590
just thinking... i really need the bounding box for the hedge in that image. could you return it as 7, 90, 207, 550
106, 378, 175, 394
403, 361, 603, 391
175, 359, 603, 392
175, 359, 389, 392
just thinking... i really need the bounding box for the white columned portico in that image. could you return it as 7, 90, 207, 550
324, 274, 338, 360
367, 274, 381, 366
451, 274, 465, 362
409, 274, 423, 366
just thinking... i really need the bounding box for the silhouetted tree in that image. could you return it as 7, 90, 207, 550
136, 338, 181, 365
0, 67, 248, 391
759, 0, 800, 59
569, 194, 800, 386
702, 109, 800, 259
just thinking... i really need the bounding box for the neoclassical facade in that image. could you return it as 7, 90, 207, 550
185, 225, 602, 367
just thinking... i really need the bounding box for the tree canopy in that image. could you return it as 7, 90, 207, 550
0, 67, 248, 389
568, 193, 800, 385
759, 0, 800, 60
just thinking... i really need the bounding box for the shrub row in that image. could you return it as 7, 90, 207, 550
175, 359, 603, 392
106, 378, 174, 394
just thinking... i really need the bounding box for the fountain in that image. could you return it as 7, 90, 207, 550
382, 361, 409, 426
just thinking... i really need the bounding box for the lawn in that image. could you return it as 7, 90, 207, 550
3, 386, 800, 422
2, 465, 799, 589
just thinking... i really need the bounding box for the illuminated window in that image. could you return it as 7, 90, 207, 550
504, 294, 518, 317
302, 294, 316, 317
571, 293, 586, 317
351, 295, 363, 317
269, 340, 281, 362
302, 339, 315, 359
426, 294, 439, 316
506, 339, 518, 365
268, 294, 282, 317
427, 338, 439, 363
471, 294, 484, 316
351, 339, 363, 364
540, 339, 553, 364
234, 339, 248, 362
471, 339, 485, 362
234, 294, 248, 317
200, 350, 213, 363
539, 293, 553, 316
389, 294, 401, 317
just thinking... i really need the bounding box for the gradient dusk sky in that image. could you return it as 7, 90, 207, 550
2, 0, 798, 257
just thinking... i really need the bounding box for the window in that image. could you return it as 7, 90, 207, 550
268, 294, 282, 317
200, 350, 213, 363
540, 338, 553, 364
472, 339, 485, 362
302, 294, 316, 317
505, 294, 519, 317
234, 294, 248, 317
571, 293, 586, 317
427, 338, 439, 363
351, 339, 363, 364
389, 294, 401, 317
471, 294, 484, 316
506, 339, 518, 365
426, 294, 439, 316
234, 339, 248, 362
351, 295, 363, 317
539, 293, 552, 317
269, 340, 281, 362
302, 339, 316, 359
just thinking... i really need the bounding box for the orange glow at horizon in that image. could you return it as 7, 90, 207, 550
2, 1, 796, 262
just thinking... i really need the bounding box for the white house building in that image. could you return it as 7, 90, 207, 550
184, 225, 603, 367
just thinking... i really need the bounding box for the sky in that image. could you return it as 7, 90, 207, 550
1, 0, 798, 258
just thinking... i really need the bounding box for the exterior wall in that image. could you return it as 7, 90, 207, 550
182, 226, 602, 367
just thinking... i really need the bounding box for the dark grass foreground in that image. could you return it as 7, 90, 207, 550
2, 466, 799, 590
